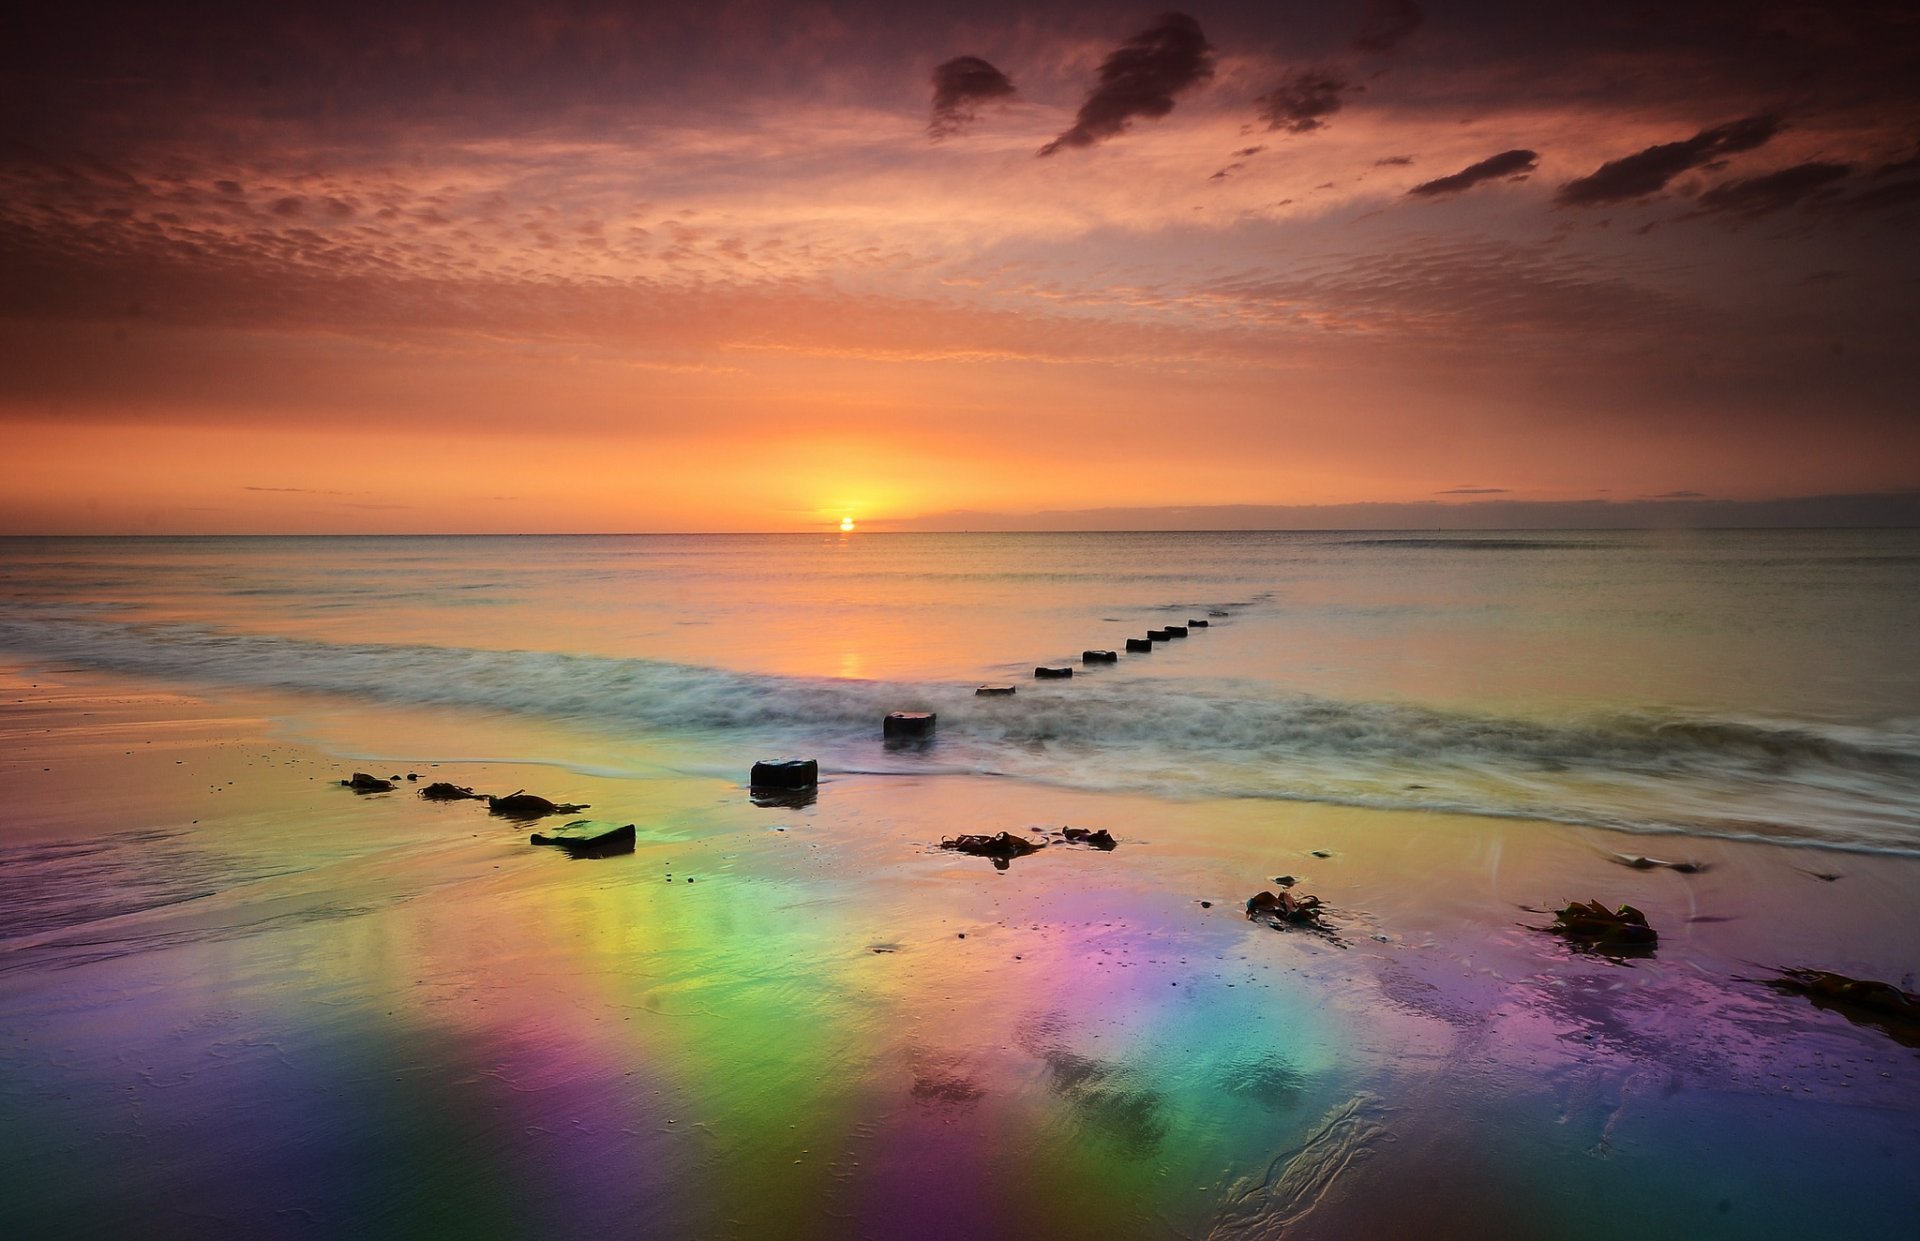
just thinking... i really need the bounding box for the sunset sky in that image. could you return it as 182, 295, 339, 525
4, 1, 1917, 532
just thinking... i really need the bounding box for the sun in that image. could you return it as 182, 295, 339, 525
839, 517, 856, 532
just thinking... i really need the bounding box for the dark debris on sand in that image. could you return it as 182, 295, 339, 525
942, 831, 1044, 861
1539, 899, 1658, 957
420, 781, 485, 801
488, 790, 591, 819
1245, 890, 1343, 945
530, 822, 637, 859
1767, 968, 1920, 1047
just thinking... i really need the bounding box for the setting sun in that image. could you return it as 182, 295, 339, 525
839, 517, 856, 532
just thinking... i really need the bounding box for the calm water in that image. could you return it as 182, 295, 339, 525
5, 531, 1920, 1240
4, 530, 1918, 851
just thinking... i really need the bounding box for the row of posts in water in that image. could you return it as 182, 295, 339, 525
747, 610, 1230, 793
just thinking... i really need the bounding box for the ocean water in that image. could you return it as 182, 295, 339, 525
5, 530, 1920, 1240
4, 529, 1918, 853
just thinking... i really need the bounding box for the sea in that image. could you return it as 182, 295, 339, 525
3, 528, 1917, 853
6, 529, 1920, 1240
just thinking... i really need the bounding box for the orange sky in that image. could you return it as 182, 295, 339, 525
3, 2, 1917, 532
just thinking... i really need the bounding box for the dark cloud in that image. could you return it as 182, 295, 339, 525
1208, 162, 1246, 181
1694, 161, 1851, 217
1254, 69, 1350, 134
1437, 485, 1508, 494
893, 492, 1920, 532
1232, 145, 1266, 158
1353, 0, 1424, 54
928, 56, 1016, 140
1837, 177, 1920, 214
270, 195, 305, 217
1556, 116, 1783, 207
1375, 155, 1414, 167
1872, 147, 1920, 178
1039, 13, 1214, 156
1407, 149, 1538, 197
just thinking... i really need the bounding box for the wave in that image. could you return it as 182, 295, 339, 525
4, 616, 1917, 853
1332, 537, 1611, 551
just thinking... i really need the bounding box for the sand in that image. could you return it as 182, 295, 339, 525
3, 666, 1918, 1239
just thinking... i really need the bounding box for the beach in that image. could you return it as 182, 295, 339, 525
3, 532, 1918, 1239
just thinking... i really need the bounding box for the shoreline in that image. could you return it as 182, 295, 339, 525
4, 666, 1918, 1238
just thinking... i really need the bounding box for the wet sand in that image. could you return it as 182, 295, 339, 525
4, 667, 1918, 1239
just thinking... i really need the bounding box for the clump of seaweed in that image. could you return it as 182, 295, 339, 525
487, 790, 591, 818
419, 782, 484, 801
1542, 899, 1658, 955
941, 831, 1045, 870
1767, 968, 1920, 1047
1245, 889, 1344, 945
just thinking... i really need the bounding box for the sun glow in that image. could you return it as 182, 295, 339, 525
839, 517, 856, 532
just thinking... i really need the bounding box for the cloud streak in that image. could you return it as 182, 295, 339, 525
1254, 69, 1351, 135
1694, 161, 1852, 217
928, 56, 1015, 140
1407, 149, 1538, 197
1039, 13, 1214, 156
1557, 116, 1783, 207
1353, 0, 1424, 54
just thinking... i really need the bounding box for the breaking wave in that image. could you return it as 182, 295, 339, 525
4, 616, 1917, 853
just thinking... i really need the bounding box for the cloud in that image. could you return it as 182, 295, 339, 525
1643, 490, 1705, 498
1374, 155, 1414, 167
928, 56, 1016, 140
1353, 0, 1424, 54
1436, 485, 1509, 494
1556, 116, 1783, 207
1254, 69, 1351, 135
1407, 149, 1538, 197
890, 492, 1920, 532
1836, 176, 1920, 215
1198, 237, 1690, 341
1039, 13, 1214, 156
1693, 161, 1851, 217
1208, 162, 1247, 182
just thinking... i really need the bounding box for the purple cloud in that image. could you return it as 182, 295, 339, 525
1255, 69, 1350, 135
929, 56, 1016, 140
1695, 161, 1851, 217
1039, 14, 1215, 156
1557, 116, 1783, 207
1407, 149, 1538, 198
1353, 0, 1424, 54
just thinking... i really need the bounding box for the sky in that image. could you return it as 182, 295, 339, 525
3, 0, 1918, 533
